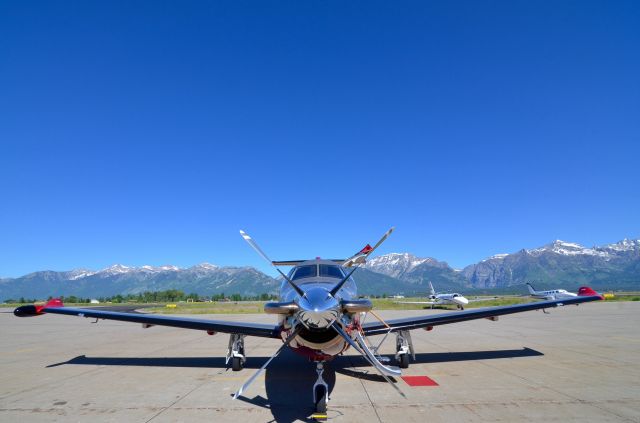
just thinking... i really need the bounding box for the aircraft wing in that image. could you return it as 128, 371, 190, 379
393, 301, 437, 305
14, 303, 281, 339
362, 294, 602, 336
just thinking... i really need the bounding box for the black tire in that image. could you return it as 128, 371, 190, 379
398, 353, 409, 369
314, 385, 327, 413
232, 356, 243, 371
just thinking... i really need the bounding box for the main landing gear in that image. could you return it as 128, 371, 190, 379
227, 334, 246, 371
395, 330, 414, 369
312, 362, 329, 418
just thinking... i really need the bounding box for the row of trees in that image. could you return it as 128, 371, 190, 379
97, 291, 279, 303
5, 290, 280, 304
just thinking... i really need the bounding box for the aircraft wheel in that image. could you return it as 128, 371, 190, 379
398, 353, 409, 369
232, 356, 243, 371
314, 385, 327, 413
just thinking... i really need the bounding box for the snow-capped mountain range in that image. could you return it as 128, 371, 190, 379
529, 239, 639, 258
0, 263, 276, 301
364, 253, 450, 279
1, 238, 638, 300
361, 238, 640, 291
461, 239, 640, 289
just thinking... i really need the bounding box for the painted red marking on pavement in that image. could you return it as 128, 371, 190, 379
401, 376, 439, 387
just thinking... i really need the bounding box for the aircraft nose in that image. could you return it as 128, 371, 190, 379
297, 288, 339, 329
459, 297, 469, 304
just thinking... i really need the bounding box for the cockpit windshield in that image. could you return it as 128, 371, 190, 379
291, 265, 316, 281
319, 265, 344, 279
290, 264, 345, 281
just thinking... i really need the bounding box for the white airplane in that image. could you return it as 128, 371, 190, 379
526, 283, 578, 300
396, 281, 472, 309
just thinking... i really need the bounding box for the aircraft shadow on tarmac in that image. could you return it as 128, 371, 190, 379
46, 347, 543, 423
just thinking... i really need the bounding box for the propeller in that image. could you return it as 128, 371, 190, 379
237, 227, 404, 398
331, 322, 406, 398
343, 227, 395, 267
240, 230, 305, 297
331, 227, 395, 295
329, 265, 359, 296
233, 327, 301, 399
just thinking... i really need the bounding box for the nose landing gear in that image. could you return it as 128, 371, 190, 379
311, 361, 329, 420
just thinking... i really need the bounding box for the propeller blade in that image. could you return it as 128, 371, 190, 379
329, 265, 359, 296
331, 323, 406, 398
233, 327, 300, 399
370, 227, 395, 253
239, 230, 305, 297
343, 227, 395, 267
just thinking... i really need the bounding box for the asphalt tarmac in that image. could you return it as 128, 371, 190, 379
1, 301, 638, 422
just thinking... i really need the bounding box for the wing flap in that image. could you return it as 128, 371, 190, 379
42, 307, 281, 338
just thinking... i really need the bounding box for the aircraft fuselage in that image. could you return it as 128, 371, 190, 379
276, 259, 360, 360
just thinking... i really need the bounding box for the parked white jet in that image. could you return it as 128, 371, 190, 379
526, 283, 578, 300
396, 281, 471, 309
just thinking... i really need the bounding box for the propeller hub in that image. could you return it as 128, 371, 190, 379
296, 288, 340, 330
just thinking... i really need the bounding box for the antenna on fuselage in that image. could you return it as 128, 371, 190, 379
239, 230, 305, 297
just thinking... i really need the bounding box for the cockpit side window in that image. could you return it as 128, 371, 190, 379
291, 265, 317, 281
319, 265, 344, 279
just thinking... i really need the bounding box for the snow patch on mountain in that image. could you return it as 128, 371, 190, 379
191, 263, 219, 270
600, 238, 640, 252
67, 269, 97, 280
101, 264, 133, 275
483, 253, 509, 262
365, 253, 445, 278
529, 240, 610, 258
140, 265, 180, 272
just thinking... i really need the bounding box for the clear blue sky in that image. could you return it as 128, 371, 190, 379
1, 1, 639, 277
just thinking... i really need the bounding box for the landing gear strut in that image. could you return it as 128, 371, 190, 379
395, 330, 414, 369
227, 334, 245, 371
312, 362, 329, 414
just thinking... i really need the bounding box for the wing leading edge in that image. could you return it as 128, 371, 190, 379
362, 294, 602, 336
36, 306, 281, 338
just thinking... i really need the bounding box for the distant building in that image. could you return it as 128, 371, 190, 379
90, 299, 100, 304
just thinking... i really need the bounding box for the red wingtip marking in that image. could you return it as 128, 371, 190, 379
358, 244, 373, 255
44, 298, 64, 308
577, 286, 604, 300
402, 375, 439, 386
